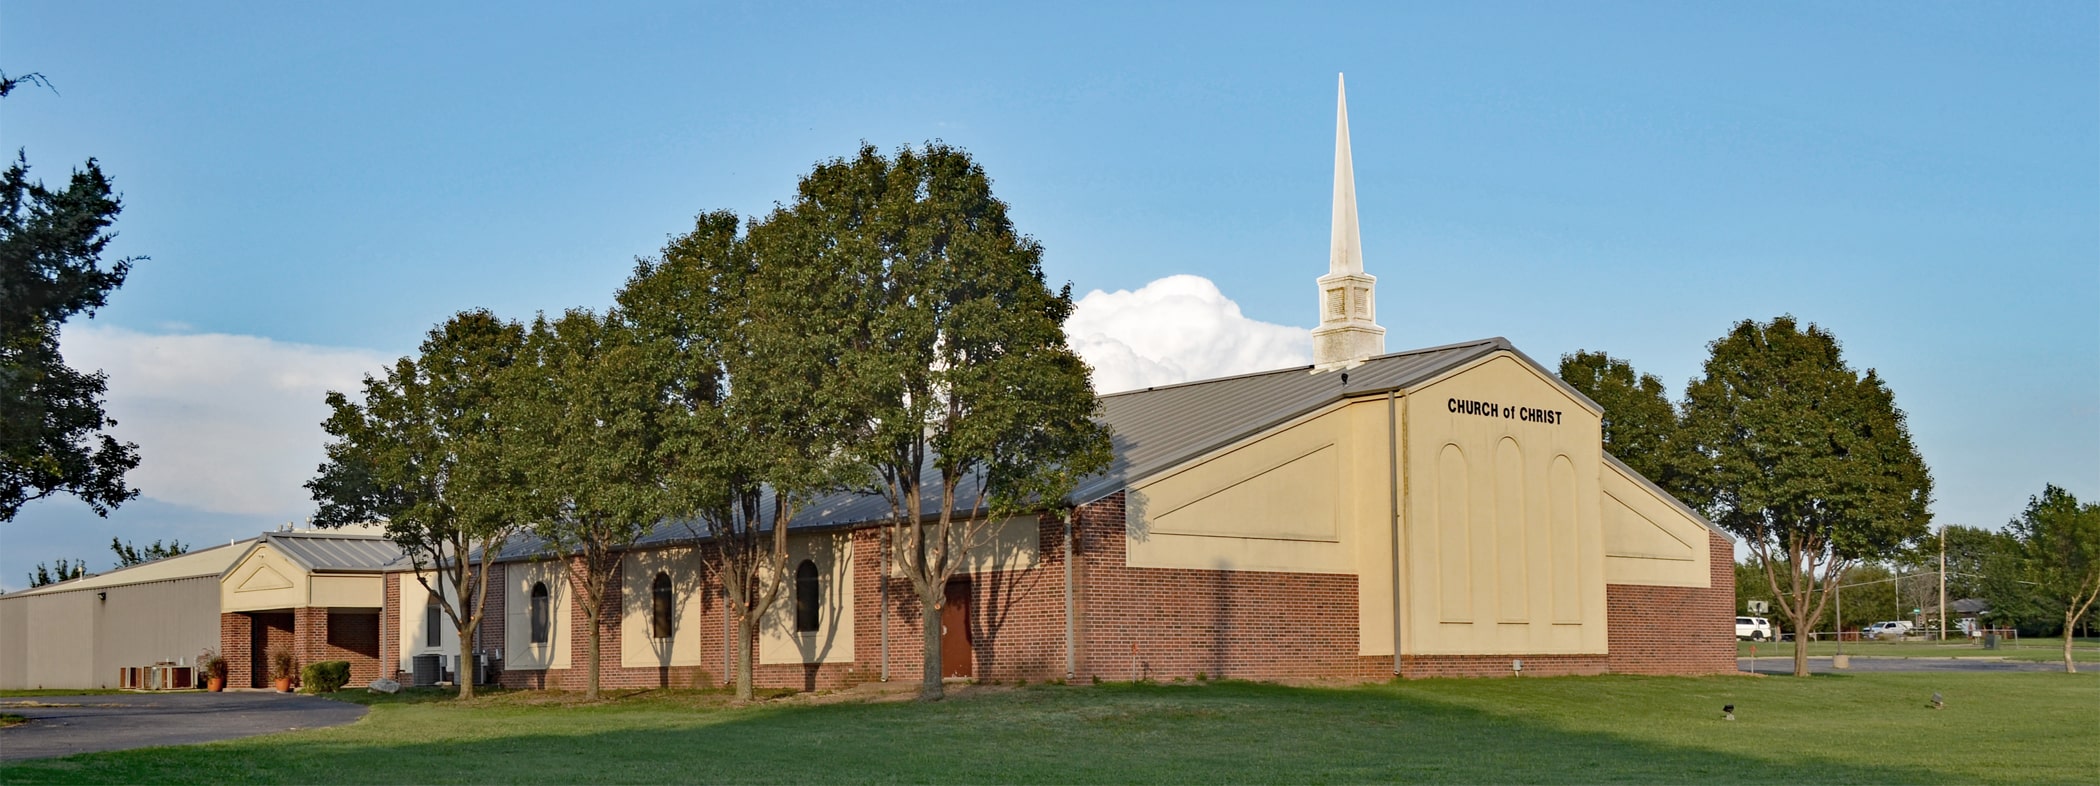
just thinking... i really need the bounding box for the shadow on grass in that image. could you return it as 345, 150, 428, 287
0, 679, 2020, 785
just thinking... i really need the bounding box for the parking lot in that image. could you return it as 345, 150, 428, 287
0, 691, 366, 761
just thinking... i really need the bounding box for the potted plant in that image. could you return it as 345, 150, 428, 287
267, 647, 297, 693
199, 648, 229, 692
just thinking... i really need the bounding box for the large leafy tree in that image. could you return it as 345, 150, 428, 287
507, 308, 669, 701
1557, 350, 1691, 504
1987, 485, 2100, 672
792, 143, 1111, 700
1, 73, 143, 521
1681, 316, 1933, 676
617, 208, 864, 700
307, 310, 528, 699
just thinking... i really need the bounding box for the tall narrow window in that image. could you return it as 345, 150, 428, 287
651, 572, 674, 639
794, 560, 820, 633
529, 582, 550, 644
425, 597, 443, 649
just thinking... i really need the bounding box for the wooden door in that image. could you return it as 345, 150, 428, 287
941, 579, 973, 679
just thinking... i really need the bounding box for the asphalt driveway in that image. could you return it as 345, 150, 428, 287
1737, 655, 2069, 675
0, 691, 366, 761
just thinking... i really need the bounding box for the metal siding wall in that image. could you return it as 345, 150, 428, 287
95, 578, 225, 685
0, 596, 27, 689
23, 591, 97, 688
0, 577, 223, 689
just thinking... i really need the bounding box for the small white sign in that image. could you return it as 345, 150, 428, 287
1748, 600, 1769, 614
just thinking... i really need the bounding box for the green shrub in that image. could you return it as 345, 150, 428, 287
301, 661, 352, 693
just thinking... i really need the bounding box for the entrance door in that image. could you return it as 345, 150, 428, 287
941, 579, 973, 679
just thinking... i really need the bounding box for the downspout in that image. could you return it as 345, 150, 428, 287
880, 527, 890, 681
1063, 507, 1076, 681
1388, 391, 1405, 675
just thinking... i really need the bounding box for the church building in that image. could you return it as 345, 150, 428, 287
373, 76, 1737, 691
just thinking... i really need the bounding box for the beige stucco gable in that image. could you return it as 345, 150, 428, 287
219, 543, 383, 612
1400, 352, 1608, 657
1600, 458, 1715, 587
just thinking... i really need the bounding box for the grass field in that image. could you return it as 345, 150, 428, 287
2, 673, 2094, 784
1736, 636, 2100, 662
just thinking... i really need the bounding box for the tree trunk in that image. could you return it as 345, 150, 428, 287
921, 590, 944, 701
735, 612, 756, 701
2065, 611, 2078, 674
458, 620, 477, 700
586, 579, 602, 701
1793, 627, 1809, 676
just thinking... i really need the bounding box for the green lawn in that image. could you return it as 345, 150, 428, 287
2, 673, 2095, 784
1736, 636, 2100, 662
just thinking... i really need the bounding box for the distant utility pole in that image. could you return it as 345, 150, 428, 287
1939, 526, 1948, 641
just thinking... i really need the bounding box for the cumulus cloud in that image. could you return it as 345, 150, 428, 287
56, 325, 392, 517
1065, 275, 1311, 394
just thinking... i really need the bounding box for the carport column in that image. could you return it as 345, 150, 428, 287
221, 612, 253, 688
294, 606, 330, 684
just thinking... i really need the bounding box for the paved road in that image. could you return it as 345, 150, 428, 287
0, 691, 367, 761
1737, 656, 2068, 675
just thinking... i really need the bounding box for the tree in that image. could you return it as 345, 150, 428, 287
110, 537, 188, 567
1557, 350, 1692, 504
793, 143, 1111, 700
26, 558, 84, 587
1, 72, 144, 521
307, 310, 528, 699
1991, 485, 2100, 672
617, 208, 864, 700
1680, 316, 1932, 676
508, 308, 669, 701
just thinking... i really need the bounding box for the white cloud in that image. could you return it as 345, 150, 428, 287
56, 325, 392, 517
1065, 275, 1311, 394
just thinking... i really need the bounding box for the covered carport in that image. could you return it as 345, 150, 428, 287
218, 531, 401, 688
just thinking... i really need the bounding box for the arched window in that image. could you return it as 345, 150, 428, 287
650, 572, 674, 639
425, 596, 443, 649
795, 560, 820, 633
529, 582, 550, 644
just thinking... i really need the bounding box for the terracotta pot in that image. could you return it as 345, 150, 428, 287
207, 676, 226, 692
273, 677, 293, 693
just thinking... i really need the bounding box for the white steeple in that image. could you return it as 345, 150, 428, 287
1312, 73, 1386, 372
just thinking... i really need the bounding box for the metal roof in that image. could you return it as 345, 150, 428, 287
492, 337, 1548, 563
2, 539, 255, 598
254, 531, 405, 573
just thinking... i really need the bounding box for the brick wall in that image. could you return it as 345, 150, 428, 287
248, 612, 295, 688
323, 611, 382, 685
1397, 653, 1608, 678
1604, 531, 1739, 676
219, 612, 252, 688
1071, 493, 1387, 683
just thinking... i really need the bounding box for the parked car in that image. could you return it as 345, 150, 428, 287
1735, 616, 1773, 641
1862, 621, 1913, 640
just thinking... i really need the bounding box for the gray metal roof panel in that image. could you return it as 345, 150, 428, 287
263, 531, 405, 572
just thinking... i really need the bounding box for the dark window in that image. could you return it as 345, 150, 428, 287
651, 572, 674, 639
529, 582, 550, 644
425, 597, 443, 649
795, 560, 820, 633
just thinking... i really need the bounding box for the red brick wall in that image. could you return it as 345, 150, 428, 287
1397, 653, 1608, 678
323, 611, 382, 685
219, 612, 252, 688
1605, 531, 1739, 676
248, 612, 295, 688
1070, 493, 1388, 683
380, 570, 403, 682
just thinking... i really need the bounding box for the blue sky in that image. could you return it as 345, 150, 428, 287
3, 2, 2094, 588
